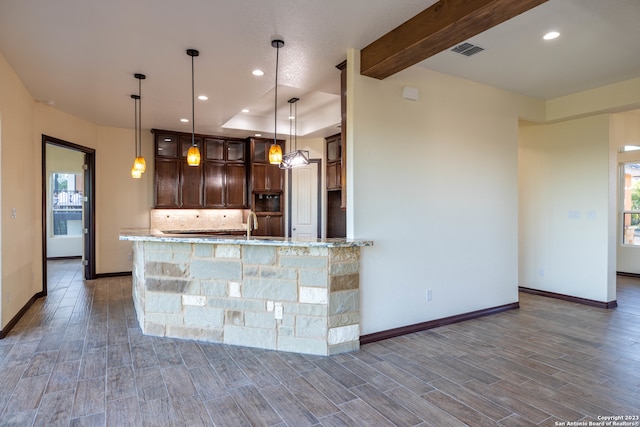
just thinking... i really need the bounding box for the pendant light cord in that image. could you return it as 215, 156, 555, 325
133, 95, 138, 157
274, 43, 279, 147
138, 78, 142, 157
191, 54, 195, 147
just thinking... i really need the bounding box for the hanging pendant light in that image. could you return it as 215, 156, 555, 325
268, 38, 284, 165
132, 73, 146, 175
130, 93, 142, 179
280, 97, 309, 169
186, 49, 201, 166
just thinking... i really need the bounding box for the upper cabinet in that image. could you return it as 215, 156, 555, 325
248, 138, 284, 193
153, 130, 247, 209
336, 60, 347, 209
202, 137, 246, 208
326, 133, 342, 191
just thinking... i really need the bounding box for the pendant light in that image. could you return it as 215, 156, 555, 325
130, 93, 142, 178
268, 38, 284, 165
131, 73, 146, 177
186, 49, 201, 166
280, 97, 309, 169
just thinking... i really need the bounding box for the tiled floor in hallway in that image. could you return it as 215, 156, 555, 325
0, 259, 639, 426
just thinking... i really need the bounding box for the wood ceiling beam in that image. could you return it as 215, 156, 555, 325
360, 0, 548, 80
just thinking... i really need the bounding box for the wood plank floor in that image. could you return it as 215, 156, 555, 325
0, 260, 638, 426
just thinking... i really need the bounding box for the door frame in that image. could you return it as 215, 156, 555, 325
42, 135, 96, 293
287, 159, 322, 238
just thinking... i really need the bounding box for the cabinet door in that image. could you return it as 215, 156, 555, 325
254, 215, 283, 237
326, 135, 340, 161
155, 159, 180, 207
252, 139, 268, 163
267, 164, 283, 192
203, 162, 225, 208
205, 138, 224, 161
255, 216, 269, 236
226, 163, 246, 208
180, 136, 203, 158
156, 134, 179, 158
268, 215, 283, 237
227, 141, 245, 162
252, 164, 268, 191
180, 163, 203, 207
327, 162, 339, 190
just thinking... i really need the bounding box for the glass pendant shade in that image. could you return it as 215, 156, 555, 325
187, 145, 201, 166
131, 165, 142, 179
269, 144, 282, 164
133, 156, 146, 172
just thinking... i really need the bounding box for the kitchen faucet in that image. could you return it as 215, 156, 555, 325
246, 211, 258, 239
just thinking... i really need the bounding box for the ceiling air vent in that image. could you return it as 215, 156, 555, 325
451, 42, 484, 57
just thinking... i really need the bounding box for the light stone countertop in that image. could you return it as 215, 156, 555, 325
119, 229, 373, 248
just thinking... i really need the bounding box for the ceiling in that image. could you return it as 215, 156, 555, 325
1, 0, 639, 139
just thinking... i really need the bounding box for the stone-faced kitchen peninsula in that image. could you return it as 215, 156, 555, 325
119, 230, 372, 356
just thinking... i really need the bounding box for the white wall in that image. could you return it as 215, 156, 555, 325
612, 110, 640, 274
46, 144, 84, 257
347, 50, 541, 335
518, 116, 615, 302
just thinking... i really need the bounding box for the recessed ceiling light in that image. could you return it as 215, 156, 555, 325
242, 109, 250, 113
543, 31, 560, 40
180, 118, 189, 123
255, 133, 262, 137
288, 115, 295, 120
198, 95, 208, 101
252, 69, 264, 76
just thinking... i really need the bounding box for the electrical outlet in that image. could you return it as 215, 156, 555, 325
127, 253, 133, 261
266, 301, 274, 312
274, 302, 283, 320
426, 289, 432, 302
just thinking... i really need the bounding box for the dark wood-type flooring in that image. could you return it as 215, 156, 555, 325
0, 259, 638, 426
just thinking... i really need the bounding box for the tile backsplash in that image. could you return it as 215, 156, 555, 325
150, 209, 246, 232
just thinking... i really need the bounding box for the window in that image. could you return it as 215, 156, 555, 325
622, 162, 640, 246
52, 173, 83, 236
620, 145, 640, 152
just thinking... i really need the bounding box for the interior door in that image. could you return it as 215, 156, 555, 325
291, 162, 319, 239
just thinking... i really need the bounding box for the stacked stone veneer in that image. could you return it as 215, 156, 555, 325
131, 241, 361, 355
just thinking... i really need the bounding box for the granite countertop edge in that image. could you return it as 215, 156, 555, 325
119, 229, 373, 248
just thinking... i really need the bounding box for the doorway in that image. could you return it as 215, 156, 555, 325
288, 159, 321, 238
42, 135, 96, 294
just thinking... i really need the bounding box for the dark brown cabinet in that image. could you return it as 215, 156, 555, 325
155, 158, 180, 208
254, 215, 283, 237
248, 137, 285, 237
202, 137, 246, 208
153, 130, 247, 209
180, 162, 203, 208
326, 133, 342, 191
251, 163, 283, 192
326, 132, 346, 238
336, 61, 347, 209
249, 138, 284, 192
